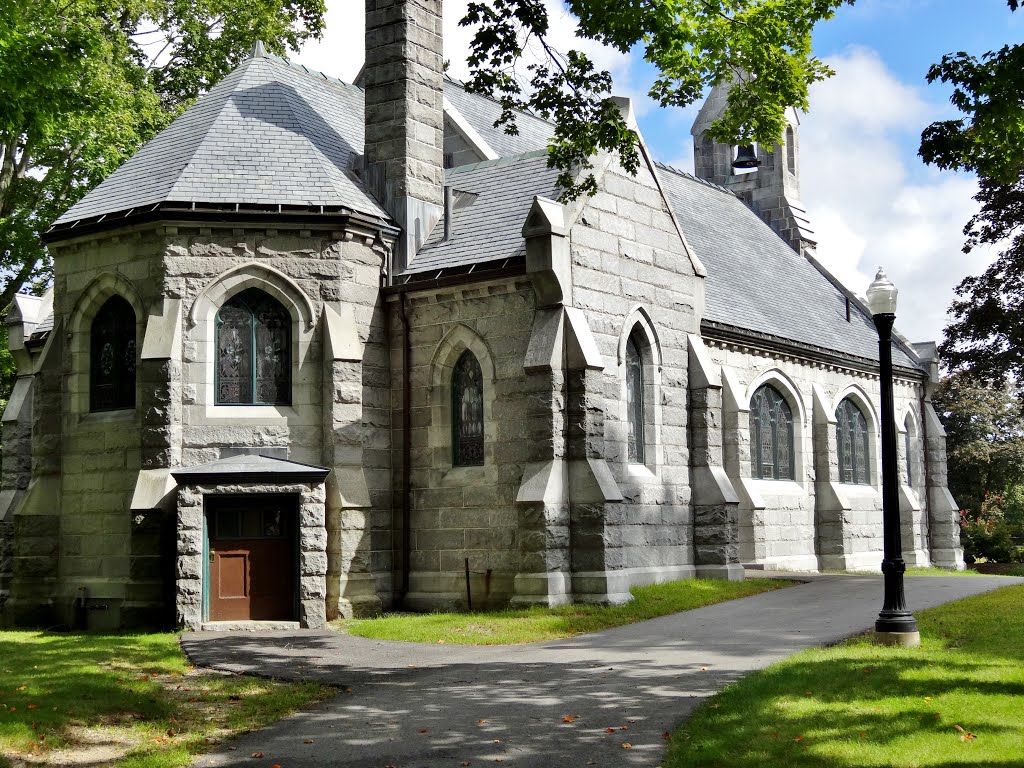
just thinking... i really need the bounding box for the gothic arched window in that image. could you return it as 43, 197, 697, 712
90, 295, 137, 411
216, 288, 291, 405
837, 398, 870, 484
904, 416, 914, 486
786, 126, 796, 174
625, 332, 645, 464
749, 384, 794, 480
452, 350, 484, 466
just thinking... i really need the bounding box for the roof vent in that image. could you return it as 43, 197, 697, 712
251, 40, 268, 59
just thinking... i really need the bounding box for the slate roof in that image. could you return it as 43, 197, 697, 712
443, 76, 554, 157
56, 51, 386, 227
406, 150, 560, 275
655, 163, 921, 369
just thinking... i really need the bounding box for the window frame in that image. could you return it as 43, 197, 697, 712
836, 397, 871, 485
214, 288, 292, 406
451, 349, 485, 467
89, 295, 137, 413
625, 331, 646, 465
748, 384, 795, 480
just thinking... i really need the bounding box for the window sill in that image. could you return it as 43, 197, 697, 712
748, 478, 805, 495
199, 404, 298, 423
79, 408, 138, 425
626, 463, 657, 481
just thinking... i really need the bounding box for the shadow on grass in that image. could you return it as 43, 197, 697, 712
664, 585, 1024, 768
0, 632, 181, 752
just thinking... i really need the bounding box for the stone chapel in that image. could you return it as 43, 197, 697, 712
0, 0, 963, 630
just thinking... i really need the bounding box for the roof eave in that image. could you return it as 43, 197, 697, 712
43, 202, 398, 245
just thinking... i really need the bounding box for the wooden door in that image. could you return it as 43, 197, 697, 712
207, 496, 296, 622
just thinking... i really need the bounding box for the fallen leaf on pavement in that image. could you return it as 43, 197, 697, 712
662, 732, 672, 740
605, 728, 615, 733
250, 752, 264, 759
562, 715, 575, 723
622, 742, 633, 749
419, 728, 428, 734
304, 738, 314, 744
477, 719, 487, 725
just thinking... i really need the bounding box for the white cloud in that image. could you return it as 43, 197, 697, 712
801, 47, 997, 344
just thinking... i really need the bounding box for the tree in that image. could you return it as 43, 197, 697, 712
933, 373, 1024, 516
460, 0, 850, 200
922, 1, 1024, 383
0, 0, 326, 312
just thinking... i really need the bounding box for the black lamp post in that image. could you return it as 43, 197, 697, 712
866, 268, 920, 647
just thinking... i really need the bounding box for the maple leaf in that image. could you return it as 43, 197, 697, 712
477, 719, 487, 725
562, 715, 575, 723
662, 731, 672, 740
605, 727, 615, 733
419, 728, 429, 734
251, 752, 265, 758
622, 742, 633, 749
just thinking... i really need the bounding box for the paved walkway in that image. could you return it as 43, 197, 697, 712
183, 574, 1021, 767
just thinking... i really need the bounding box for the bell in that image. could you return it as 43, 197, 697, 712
732, 144, 760, 169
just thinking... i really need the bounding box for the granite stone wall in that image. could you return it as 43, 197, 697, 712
703, 337, 939, 571
175, 482, 327, 630
567, 154, 704, 589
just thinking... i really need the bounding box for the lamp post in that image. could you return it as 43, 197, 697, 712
866, 268, 920, 647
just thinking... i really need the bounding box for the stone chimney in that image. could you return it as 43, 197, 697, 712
364, 0, 445, 277
691, 83, 816, 255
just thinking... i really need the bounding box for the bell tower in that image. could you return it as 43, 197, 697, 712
691, 83, 816, 255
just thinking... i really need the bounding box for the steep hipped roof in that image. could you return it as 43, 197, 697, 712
55, 51, 386, 227
656, 163, 921, 370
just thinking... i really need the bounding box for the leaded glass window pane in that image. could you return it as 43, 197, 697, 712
90, 296, 136, 411
836, 398, 870, 485
904, 421, 913, 486
216, 289, 290, 405
626, 334, 645, 464
748, 385, 794, 480
452, 350, 484, 466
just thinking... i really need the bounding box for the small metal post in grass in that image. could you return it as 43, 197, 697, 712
866, 267, 920, 647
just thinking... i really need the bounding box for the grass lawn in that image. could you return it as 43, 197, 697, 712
0, 631, 333, 768
335, 577, 793, 644
665, 584, 1024, 768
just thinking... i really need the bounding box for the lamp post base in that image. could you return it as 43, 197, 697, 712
874, 629, 921, 647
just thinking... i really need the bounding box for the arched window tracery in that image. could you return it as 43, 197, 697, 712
216, 288, 290, 405
749, 384, 794, 480
625, 332, 645, 464
90, 295, 137, 411
837, 398, 870, 484
452, 350, 484, 466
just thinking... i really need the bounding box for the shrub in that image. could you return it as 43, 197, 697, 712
960, 493, 1024, 563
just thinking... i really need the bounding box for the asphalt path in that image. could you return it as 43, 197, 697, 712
183, 573, 1021, 768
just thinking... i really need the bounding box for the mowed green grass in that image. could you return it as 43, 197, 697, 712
336, 577, 793, 644
665, 585, 1024, 768
0, 631, 332, 768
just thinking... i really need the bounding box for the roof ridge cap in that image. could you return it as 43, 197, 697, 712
654, 161, 736, 197
446, 148, 549, 174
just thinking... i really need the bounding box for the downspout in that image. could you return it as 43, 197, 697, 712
919, 388, 932, 557
399, 291, 412, 604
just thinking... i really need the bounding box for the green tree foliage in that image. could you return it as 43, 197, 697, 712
933, 373, 1024, 561
0, 0, 325, 314
934, 373, 1024, 515
925, 1, 1024, 383
460, 0, 850, 200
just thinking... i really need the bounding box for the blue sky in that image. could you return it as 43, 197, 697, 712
296, 0, 1020, 345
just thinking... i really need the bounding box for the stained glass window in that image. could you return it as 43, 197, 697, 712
749, 385, 794, 479
626, 333, 645, 464
904, 418, 914, 486
216, 289, 290, 405
452, 350, 484, 466
836, 398, 870, 484
90, 296, 136, 411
